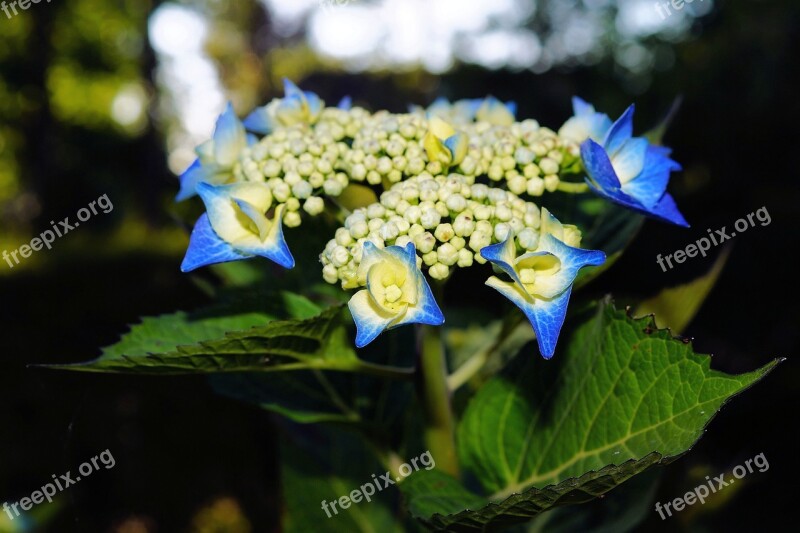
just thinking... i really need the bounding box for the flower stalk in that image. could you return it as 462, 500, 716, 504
416, 287, 459, 477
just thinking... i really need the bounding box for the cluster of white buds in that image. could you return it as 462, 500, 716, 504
342, 111, 432, 185
319, 174, 583, 288
231, 122, 351, 227
333, 110, 579, 195
455, 120, 579, 196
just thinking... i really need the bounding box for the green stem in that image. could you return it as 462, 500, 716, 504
556, 181, 590, 194
417, 322, 460, 477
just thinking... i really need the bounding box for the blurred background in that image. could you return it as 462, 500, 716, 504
1, 0, 797, 531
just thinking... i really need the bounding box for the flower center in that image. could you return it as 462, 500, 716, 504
384, 284, 403, 304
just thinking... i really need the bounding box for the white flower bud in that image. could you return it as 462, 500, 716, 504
544, 175, 560, 192
494, 222, 511, 242
351, 163, 367, 181
285, 197, 301, 212
379, 221, 400, 242
446, 193, 467, 213
404, 205, 422, 224
292, 180, 313, 199
322, 264, 339, 284
331, 246, 350, 267
428, 262, 450, 280
434, 223, 455, 242
368, 218, 384, 232
391, 215, 410, 233
453, 213, 475, 237
415, 232, 436, 254
508, 217, 525, 234
526, 177, 545, 196
469, 230, 491, 252
297, 161, 314, 177
366, 170, 382, 185
401, 186, 419, 202
284, 211, 302, 228
420, 208, 441, 229
380, 191, 401, 210
517, 227, 539, 250
323, 179, 344, 196
470, 184, 489, 200
395, 199, 410, 215
437, 243, 458, 265
367, 204, 386, 219
283, 171, 301, 186
335, 227, 353, 246
348, 221, 368, 239
539, 157, 560, 175
488, 164, 504, 181
435, 201, 449, 217
495, 204, 513, 222
395, 235, 412, 248
408, 223, 425, 238
475, 220, 493, 236
473, 205, 492, 221
488, 189, 507, 204
422, 251, 438, 266
272, 181, 291, 202
514, 146, 535, 165
507, 174, 527, 195
263, 160, 282, 178
457, 248, 474, 267
308, 172, 325, 189
304, 196, 325, 216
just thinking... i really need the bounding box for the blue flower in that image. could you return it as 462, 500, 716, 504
558, 96, 613, 143
176, 103, 254, 202
580, 105, 689, 227
348, 242, 444, 348
481, 209, 605, 359
243, 79, 324, 135
181, 182, 294, 272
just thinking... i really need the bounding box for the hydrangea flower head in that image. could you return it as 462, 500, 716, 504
348, 242, 444, 348
176, 103, 252, 201
558, 97, 613, 144
243, 79, 324, 135
181, 182, 294, 272
580, 105, 689, 227
481, 208, 606, 359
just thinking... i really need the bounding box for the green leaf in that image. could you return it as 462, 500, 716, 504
211, 327, 416, 430
46, 304, 360, 375
403, 299, 780, 530
281, 425, 405, 533
635, 247, 730, 334
402, 454, 661, 531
